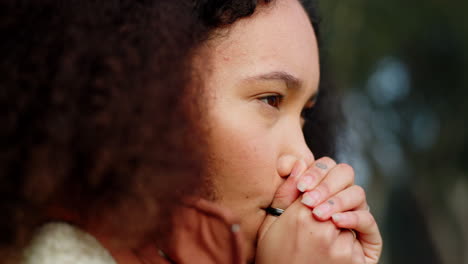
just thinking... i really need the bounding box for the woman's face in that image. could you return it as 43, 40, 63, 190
197, 0, 319, 258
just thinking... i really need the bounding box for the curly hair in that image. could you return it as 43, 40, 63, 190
0, 0, 341, 260
1, 0, 205, 257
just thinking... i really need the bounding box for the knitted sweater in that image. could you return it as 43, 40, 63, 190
22, 222, 116, 264
21, 199, 246, 264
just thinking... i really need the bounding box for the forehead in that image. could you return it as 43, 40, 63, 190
205, 0, 319, 91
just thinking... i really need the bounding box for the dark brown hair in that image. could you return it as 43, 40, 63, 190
0, 0, 341, 260
1, 0, 205, 258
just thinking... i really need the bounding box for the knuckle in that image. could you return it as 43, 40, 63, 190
273, 191, 290, 207
304, 166, 322, 181
346, 211, 359, 226
354, 185, 366, 200
296, 206, 312, 227
319, 156, 337, 167
330, 245, 352, 261
337, 163, 354, 174
304, 152, 314, 165
330, 195, 343, 209
315, 221, 337, 242
365, 212, 377, 229
316, 182, 330, 198
337, 163, 355, 183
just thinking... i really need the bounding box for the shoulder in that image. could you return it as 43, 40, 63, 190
22, 222, 116, 264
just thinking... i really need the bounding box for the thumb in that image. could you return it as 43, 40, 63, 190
258, 159, 307, 241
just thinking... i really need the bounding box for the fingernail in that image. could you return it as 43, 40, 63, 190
313, 203, 331, 218
332, 213, 343, 222
301, 195, 315, 207
297, 176, 312, 192
301, 191, 320, 207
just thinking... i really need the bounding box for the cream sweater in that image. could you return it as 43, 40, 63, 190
22, 222, 116, 264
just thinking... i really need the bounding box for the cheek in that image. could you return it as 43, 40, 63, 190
205, 117, 281, 256
212, 127, 272, 181
206, 111, 278, 199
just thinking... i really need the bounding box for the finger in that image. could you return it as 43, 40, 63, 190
296, 156, 337, 192
257, 198, 341, 261
301, 163, 355, 208
328, 229, 355, 262
259, 159, 308, 240
352, 240, 366, 264
312, 185, 368, 221
263, 193, 341, 240
331, 211, 382, 263
289, 198, 340, 246
272, 159, 307, 210
328, 229, 367, 264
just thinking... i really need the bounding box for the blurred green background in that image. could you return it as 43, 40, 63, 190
318, 1, 468, 263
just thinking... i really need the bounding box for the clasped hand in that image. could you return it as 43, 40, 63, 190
256, 157, 382, 264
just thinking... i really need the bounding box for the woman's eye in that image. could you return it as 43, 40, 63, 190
259, 95, 282, 108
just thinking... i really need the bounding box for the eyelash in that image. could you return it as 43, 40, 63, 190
258, 94, 315, 120
259, 94, 283, 108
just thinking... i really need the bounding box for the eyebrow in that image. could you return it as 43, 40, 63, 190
244, 70, 319, 104
245, 71, 302, 89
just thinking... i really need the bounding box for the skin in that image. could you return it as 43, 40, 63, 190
195, 0, 382, 262
257, 157, 382, 263
197, 0, 317, 258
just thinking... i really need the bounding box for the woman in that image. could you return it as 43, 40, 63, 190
192, 0, 381, 263
0, 0, 382, 263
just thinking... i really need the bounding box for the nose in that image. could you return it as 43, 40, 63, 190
276, 123, 314, 177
